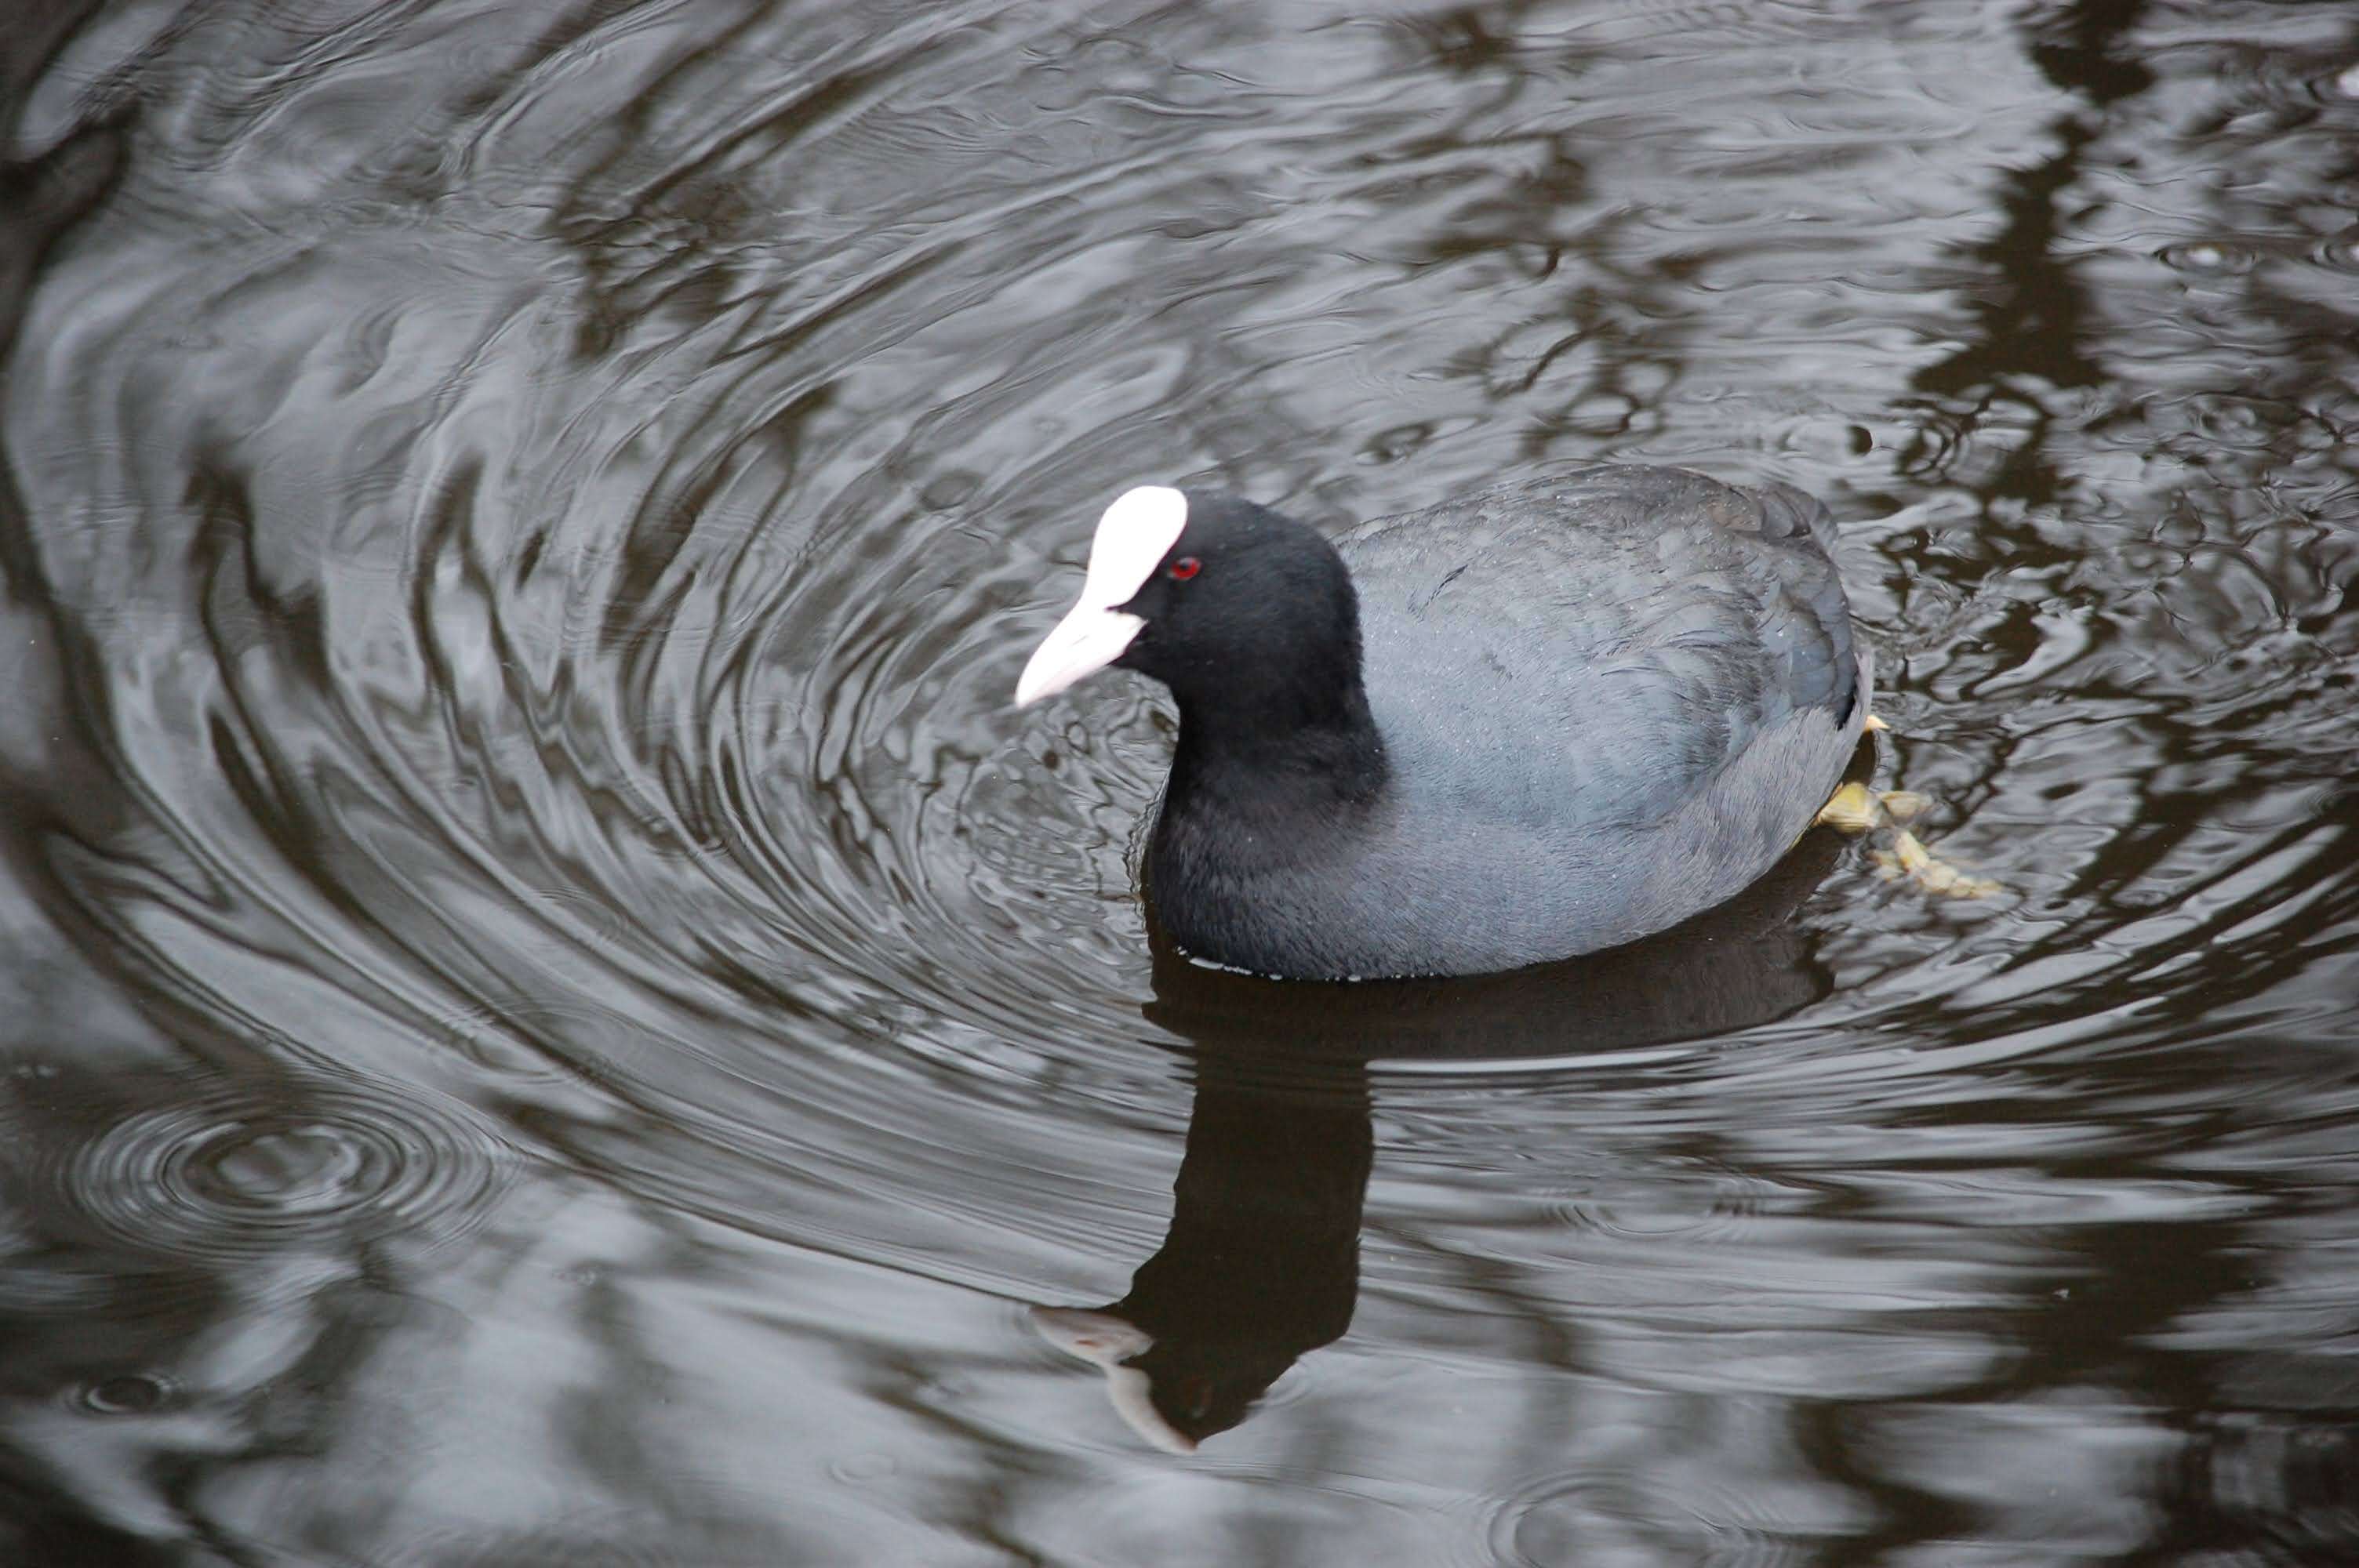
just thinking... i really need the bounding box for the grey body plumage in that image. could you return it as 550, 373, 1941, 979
1144, 466, 1869, 978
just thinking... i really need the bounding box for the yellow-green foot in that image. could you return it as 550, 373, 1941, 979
1870, 831, 2001, 898
1816, 782, 2000, 898
1816, 782, 1928, 833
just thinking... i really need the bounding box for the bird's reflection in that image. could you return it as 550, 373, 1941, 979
1034, 1051, 1372, 1453
1037, 803, 1854, 1451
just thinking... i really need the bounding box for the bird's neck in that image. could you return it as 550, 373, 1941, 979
1161, 682, 1390, 834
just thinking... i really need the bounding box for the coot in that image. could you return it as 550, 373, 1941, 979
1016, 465, 1870, 979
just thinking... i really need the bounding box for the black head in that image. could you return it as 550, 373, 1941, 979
1015, 487, 1369, 740
1113, 492, 1364, 717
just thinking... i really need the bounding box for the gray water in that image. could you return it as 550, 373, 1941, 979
1, 1, 2355, 1563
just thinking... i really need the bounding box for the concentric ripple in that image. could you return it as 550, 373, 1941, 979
72, 1373, 174, 1416
1492, 1471, 1859, 1568
55, 1079, 511, 1262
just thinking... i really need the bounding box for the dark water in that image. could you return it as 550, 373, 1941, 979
2, 0, 2355, 1561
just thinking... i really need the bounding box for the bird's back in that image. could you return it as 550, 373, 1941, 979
1341, 465, 1862, 836
1284, 465, 1868, 973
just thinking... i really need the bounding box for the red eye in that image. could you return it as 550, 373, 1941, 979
1167, 557, 1201, 581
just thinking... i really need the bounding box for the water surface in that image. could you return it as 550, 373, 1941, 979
2, 1, 2356, 1563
